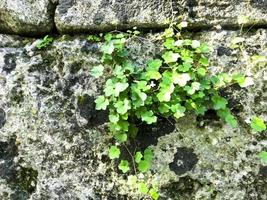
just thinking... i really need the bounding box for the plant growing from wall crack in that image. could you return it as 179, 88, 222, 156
89, 22, 253, 199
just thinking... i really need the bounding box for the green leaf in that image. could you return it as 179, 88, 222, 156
114, 99, 131, 114
114, 82, 129, 97
115, 33, 125, 39
104, 33, 113, 42
162, 51, 180, 63
183, 39, 192, 46
158, 103, 170, 114
138, 182, 149, 194
157, 91, 172, 102
177, 62, 191, 72
145, 71, 162, 80
128, 124, 138, 138
118, 160, 130, 173
217, 109, 237, 128
259, 151, 267, 163
104, 79, 115, 96
114, 132, 128, 142
164, 38, 175, 49
199, 56, 209, 66
163, 28, 174, 38
109, 120, 129, 132
173, 73, 191, 86
101, 42, 114, 54
141, 110, 157, 124
149, 188, 159, 200
144, 148, 154, 162
87, 35, 101, 42
109, 113, 120, 123
135, 152, 143, 163
147, 59, 162, 71
197, 68, 206, 76
225, 113, 238, 128
212, 95, 228, 110
138, 160, 151, 173
251, 117, 266, 132
232, 73, 253, 87
200, 43, 211, 53
36, 35, 53, 49
95, 96, 109, 110
114, 65, 125, 77
108, 146, 120, 159
239, 77, 254, 87
171, 104, 186, 119
185, 82, 201, 95
90, 65, 104, 78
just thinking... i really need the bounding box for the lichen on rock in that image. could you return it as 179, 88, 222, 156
0, 28, 266, 199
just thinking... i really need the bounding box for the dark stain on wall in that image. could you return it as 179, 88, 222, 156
136, 117, 176, 150
0, 138, 38, 200
0, 108, 6, 129
3, 53, 17, 73
77, 94, 108, 126
169, 147, 198, 175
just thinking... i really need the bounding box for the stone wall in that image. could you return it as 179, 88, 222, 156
0, 1, 267, 200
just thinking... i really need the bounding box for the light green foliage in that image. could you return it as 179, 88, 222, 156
259, 151, 267, 163
233, 73, 254, 87
149, 188, 159, 200
108, 146, 120, 159
118, 160, 130, 173
136, 148, 154, 173
90, 65, 104, 78
135, 152, 143, 163
251, 116, 266, 132
95, 96, 109, 110
138, 182, 149, 194
36, 35, 53, 49
87, 35, 101, 42
90, 24, 252, 199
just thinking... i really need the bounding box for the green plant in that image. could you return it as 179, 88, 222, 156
250, 116, 266, 133
259, 151, 267, 163
90, 22, 252, 199
36, 35, 53, 49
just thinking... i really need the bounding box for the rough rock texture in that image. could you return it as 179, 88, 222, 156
186, 0, 267, 28
1, 0, 267, 36
54, 0, 179, 33
0, 29, 266, 199
54, 0, 267, 33
0, 0, 55, 36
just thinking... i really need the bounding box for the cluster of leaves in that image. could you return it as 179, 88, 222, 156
36, 35, 53, 49
90, 22, 254, 199
109, 146, 154, 173
250, 116, 267, 163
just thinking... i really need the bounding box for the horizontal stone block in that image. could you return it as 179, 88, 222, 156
55, 0, 179, 33
0, 0, 55, 36
55, 0, 267, 33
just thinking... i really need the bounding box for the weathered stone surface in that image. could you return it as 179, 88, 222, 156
0, 0, 55, 36
187, 0, 267, 28
55, 0, 267, 33
0, 1, 266, 36
0, 29, 266, 199
54, 0, 179, 33
0, 139, 38, 200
